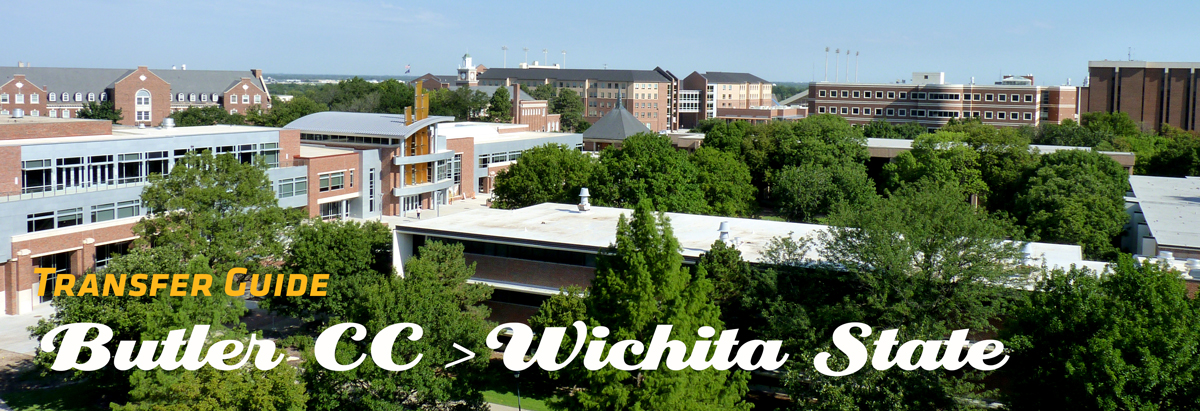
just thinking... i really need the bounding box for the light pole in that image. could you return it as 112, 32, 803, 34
834, 49, 840, 82
845, 50, 851, 83
824, 47, 829, 81
514, 371, 522, 411
502, 46, 508, 68
542, 49, 548, 64
855, 52, 860, 82
523, 47, 529, 65
562, 50, 567, 68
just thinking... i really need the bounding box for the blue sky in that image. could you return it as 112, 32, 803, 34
8, 0, 1200, 85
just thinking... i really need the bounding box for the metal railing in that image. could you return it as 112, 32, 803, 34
0, 180, 149, 203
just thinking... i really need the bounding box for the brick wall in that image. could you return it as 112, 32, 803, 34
113, 66, 171, 127
301, 152, 361, 218
446, 137, 475, 199
0, 119, 112, 140
0, 145, 21, 194
222, 78, 269, 115
0, 75, 48, 116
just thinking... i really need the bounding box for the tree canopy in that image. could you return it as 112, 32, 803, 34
1015, 149, 1129, 260
76, 100, 123, 123
589, 133, 709, 214
169, 105, 246, 126
491, 143, 596, 209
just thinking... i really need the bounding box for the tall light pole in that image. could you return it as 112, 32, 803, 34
502, 46, 508, 68
824, 47, 829, 81
562, 50, 567, 68
834, 49, 840, 82
855, 52, 860, 82
845, 49, 851, 83
523, 47, 529, 65
542, 49, 548, 64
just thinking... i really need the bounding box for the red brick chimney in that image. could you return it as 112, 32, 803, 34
511, 84, 520, 124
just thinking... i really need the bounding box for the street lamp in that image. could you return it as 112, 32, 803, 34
514, 371, 522, 411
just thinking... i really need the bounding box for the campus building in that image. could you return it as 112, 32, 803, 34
392, 201, 1110, 323
0, 115, 372, 315
477, 66, 681, 132
1125, 175, 1200, 261
678, 71, 781, 128
0, 65, 270, 127
1081, 61, 1200, 132
807, 72, 1078, 130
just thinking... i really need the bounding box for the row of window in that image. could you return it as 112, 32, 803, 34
318, 171, 349, 192
817, 105, 1035, 121
26, 200, 141, 233
277, 177, 309, 198
1, 91, 264, 106
21, 145, 279, 194
477, 150, 523, 167
818, 89, 1037, 103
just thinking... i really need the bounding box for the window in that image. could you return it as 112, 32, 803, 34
1024, 94, 1033, 102
62, 110, 69, 118
75, 93, 83, 102
853, 91, 860, 98
973, 111, 980, 117
349, 170, 354, 187
985, 111, 993, 119
30, 110, 38, 116
1023, 112, 1033, 120
91, 203, 116, 222
277, 177, 308, 198
212, 93, 219, 102
22, 159, 52, 193
88, 93, 95, 102
0, 93, 7, 104
1010, 112, 1018, 120
100, 92, 106, 101
15, 94, 23, 104
852, 107, 860, 115
319, 201, 345, 220
117, 153, 142, 183
985, 94, 994, 101
254, 94, 261, 104
818, 106, 827, 114
914, 92, 927, 100
28, 208, 82, 232
898, 109, 907, 116
259, 143, 280, 167
1011, 94, 1019, 102
190, 93, 196, 102
875, 108, 883, 115
201, 94, 208, 102
887, 91, 895, 99
899, 92, 907, 99
136, 89, 151, 105
31, 93, 38, 103
62, 92, 70, 102
927, 93, 960, 100
95, 242, 130, 270
887, 108, 895, 116
49, 109, 57, 118
368, 168, 377, 213
136, 111, 151, 121
840, 107, 848, 114
48, 92, 56, 102
997, 112, 1006, 119
971, 93, 980, 101
819, 90, 827, 97
319, 171, 345, 192
998, 94, 1006, 102
841, 90, 848, 98
876, 91, 883, 98
912, 110, 926, 117
242, 95, 250, 104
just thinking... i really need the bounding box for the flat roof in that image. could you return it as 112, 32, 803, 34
0, 124, 279, 147
0, 116, 104, 125
1129, 175, 1200, 250
1089, 61, 1200, 69
437, 122, 579, 144
299, 144, 355, 158
811, 81, 1073, 90
395, 203, 1108, 272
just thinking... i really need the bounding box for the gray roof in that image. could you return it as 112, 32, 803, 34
479, 68, 671, 83
0, 66, 265, 96
469, 85, 535, 101
698, 71, 771, 84
1129, 175, 1200, 249
283, 112, 454, 138
581, 107, 651, 141
418, 74, 458, 83
780, 90, 808, 105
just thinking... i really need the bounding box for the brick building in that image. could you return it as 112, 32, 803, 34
807, 72, 1078, 130
478, 66, 681, 132
678, 71, 777, 128
0, 65, 270, 127
0, 115, 372, 315
1081, 61, 1200, 132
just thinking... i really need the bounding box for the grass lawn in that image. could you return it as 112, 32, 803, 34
483, 390, 554, 411
0, 382, 109, 411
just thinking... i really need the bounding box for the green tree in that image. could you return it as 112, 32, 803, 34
543, 201, 752, 410
1143, 124, 1200, 177
590, 133, 709, 214
690, 147, 757, 217
169, 105, 246, 126
263, 219, 393, 321
771, 181, 1028, 410
1015, 149, 1128, 260
1082, 111, 1143, 137
113, 352, 308, 411
1000, 255, 1200, 410
697, 240, 775, 340
135, 150, 304, 274
304, 240, 493, 411
76, 100, 124, 123
487, 86, 513, 123
699, 120, 749, 155
777, 114, 869, 168
524, 83, 557, 101
492, 143, 596, 209
551, 89, 586, 131
247, 96, 327, 127
884, 131, 989, 202
771, 161, 878, 223
30, 251, 247, 400
943, 117, 1040, 213
376, 78, 415, 114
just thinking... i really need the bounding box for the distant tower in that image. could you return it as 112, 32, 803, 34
457, 53, 478, 87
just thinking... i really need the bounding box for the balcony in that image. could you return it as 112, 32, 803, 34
393, 150, 456, 166
392, 178, 455, 197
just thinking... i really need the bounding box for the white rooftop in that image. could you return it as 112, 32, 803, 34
1129, 175, 1200, 249
437, 122, 579, 143
299, 144, 355, 158
395, 202, 1109, 272
0, 124, 279, 147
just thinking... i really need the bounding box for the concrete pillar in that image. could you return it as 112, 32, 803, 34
14, 250, 33, 315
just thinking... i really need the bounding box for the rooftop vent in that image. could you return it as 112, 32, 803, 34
578, 187, 591, 212
163, 118, 175, 128
718, 221, 730, 243
12, 109, 23, 118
